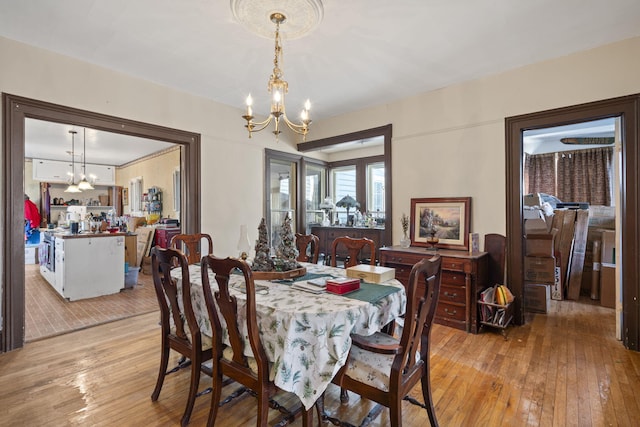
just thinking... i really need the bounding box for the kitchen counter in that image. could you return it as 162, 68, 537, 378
53, 231, 128, 239
39, 232, 125, 301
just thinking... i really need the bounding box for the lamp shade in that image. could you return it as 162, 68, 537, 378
64, 183, 81, 193
78, 178, 94, 190
336, 195, 359, 209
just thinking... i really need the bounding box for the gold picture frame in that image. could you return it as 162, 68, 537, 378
410, 197, 471, 250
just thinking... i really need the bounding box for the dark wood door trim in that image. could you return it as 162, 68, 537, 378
2, 94, 201, 352
505, 94, 639, 351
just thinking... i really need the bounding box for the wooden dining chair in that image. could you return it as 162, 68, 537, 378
330, 236, 376, 268
200, 255, 314, 427
327, 255, 442, 427
150, 246, 213, 427
295, 232, 320, 264
170, 233, 214, 265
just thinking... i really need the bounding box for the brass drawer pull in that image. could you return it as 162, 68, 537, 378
443, 291, 458, 298
444, 308, 457, 316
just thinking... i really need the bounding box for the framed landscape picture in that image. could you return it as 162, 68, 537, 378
410, 197, 471, 250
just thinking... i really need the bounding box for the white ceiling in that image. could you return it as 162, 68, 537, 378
3, 0, 640, 164
523, 118, 616, 155
25, 119, 175, 166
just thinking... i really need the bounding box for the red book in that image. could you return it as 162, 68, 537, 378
326, 277, 360, 295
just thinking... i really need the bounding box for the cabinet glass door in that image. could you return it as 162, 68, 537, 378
304, 162, 326, 232
267, 157, 297, 249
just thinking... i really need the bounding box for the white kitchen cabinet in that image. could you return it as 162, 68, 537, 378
32, 158, 73, 183
84, 163, 115, 185
32, 158, 116, 185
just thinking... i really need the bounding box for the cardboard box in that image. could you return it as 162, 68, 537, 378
525, 232, 556, 257
346, 265, 395, 283
524, 218, 551, 234
551, 266, 563, 300
524, 193, 543, 207
601, 230, 615, 264
523, 207, 544, 220
141, 255, 152, 275
524, 283, 550, 313
600, 263, 615, 308
326, 277, 360, 294
524, 256, 556, 283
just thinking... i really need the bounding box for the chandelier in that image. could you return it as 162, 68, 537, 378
242, 12, 312, 141
78, 128, 94, 190
64, 130, 81, 193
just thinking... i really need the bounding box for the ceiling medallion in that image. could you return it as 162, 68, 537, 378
230, 0, 324, 40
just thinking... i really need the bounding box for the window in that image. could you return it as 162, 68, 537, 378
331, 165, 357, 225
172, 167, 181, 213
367, 161, 385, 218
304, 162, 326, 228
130, 177, 143, 213
328, 156, 385, 226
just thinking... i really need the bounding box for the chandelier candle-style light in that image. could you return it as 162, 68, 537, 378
242, 12, 312, 140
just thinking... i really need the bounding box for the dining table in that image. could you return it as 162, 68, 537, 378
170, 261, 406, 410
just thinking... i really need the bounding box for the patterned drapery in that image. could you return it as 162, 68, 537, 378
524, 147, 613, 205
557, 147, 613, 205
524, 153, 556, 196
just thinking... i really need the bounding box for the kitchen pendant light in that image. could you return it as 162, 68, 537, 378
78, 128, 94, 190
64, 130, 81, 193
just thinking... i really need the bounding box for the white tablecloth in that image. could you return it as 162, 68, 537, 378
171, 262, 406, 409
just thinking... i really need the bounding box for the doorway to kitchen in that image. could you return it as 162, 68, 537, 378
3, 93, 202, 352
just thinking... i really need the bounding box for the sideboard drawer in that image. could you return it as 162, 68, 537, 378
442, 258, 470, 272
384, 262, 411, 284
440, 284, 465, 305
441, 270, 466, 286
436, 302, 466, 322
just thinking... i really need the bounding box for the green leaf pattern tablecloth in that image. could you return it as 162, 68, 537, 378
170, 262, 406, 410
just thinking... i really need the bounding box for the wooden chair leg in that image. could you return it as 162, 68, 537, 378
151, 343, 170, 401
300, 405, 314, 427
206, 372, 223, 427
421, 373, 439, 427
180, 355, 201, 427
258, 392, 270, 426
340, 388, 349, 403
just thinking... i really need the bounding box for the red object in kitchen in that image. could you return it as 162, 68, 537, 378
155, 226, 181, 249
326, 277, 360, 295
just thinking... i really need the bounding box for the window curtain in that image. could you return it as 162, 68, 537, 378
524, 152, 556, 196
557, 147, 613, 205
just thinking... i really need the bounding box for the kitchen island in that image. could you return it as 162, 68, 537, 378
39, 231, 125, 301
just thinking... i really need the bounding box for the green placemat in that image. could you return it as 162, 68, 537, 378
272, 273, 401, 303
343, 281, 401, 303
273, 272, 332, 284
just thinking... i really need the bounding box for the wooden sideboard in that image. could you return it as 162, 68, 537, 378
311, 226, 385, 263
380, 246, 488, 333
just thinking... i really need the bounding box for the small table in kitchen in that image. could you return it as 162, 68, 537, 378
170, 261, 406, 410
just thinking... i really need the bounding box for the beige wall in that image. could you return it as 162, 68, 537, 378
116, 148, 180, 219
310, 36, 640, 247
2, 35, 640, 261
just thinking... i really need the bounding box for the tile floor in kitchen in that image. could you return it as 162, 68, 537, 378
24, 264, 158, 342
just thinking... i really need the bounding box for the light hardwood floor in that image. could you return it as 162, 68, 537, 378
1, 298, 639, 426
